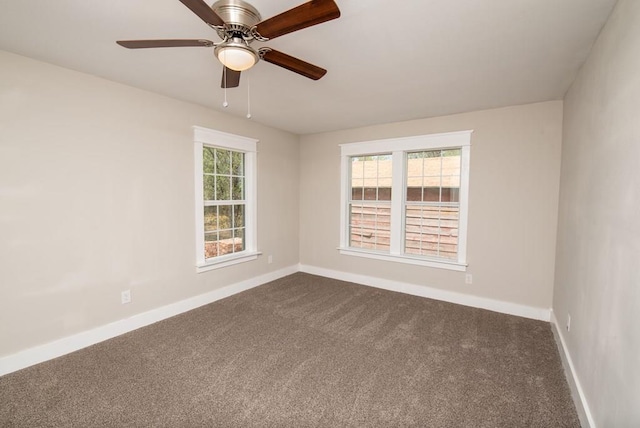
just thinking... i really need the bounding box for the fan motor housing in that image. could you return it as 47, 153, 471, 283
211, 0, 262, 32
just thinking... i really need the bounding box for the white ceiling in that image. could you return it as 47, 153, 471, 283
0, 0, 617, 135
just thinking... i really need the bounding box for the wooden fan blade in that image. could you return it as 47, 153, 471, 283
221, 67, 241, 88
261, 49, 327, 80
255, 0, 340, 40
117, 39, 214, 49
178, 0, 225, 27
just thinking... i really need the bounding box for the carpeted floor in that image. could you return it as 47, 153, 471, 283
0, 273, 579, 427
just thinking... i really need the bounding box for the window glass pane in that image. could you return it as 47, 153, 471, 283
204, 232, 218, 259
234, 228, 245, 252
232, 177, 244, 200
351, 157, 364, 179
362, 158, 378, 188
423, 186, 441, 202
218, 205, 232, 229
377, 177, 392, 188
446, 173, 461, 188
442, 166, 461, 181
203, 176, 216, 201
406, 187, 420, 201
216, 149, 231, 175
233, 205, 244, 228
377, 156, 392, 177
231, 151, 244, 176
363, 187, 378, 200
442, 148, 461, 158
442, 187, 460, 203
204, 206, 218, 231
377, 187, 392, 201
203, 147, 215, 174
216, 176, 230, 201
218, 229, 233, 256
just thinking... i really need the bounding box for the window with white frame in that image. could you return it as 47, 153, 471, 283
339, 131, 471, 271
194, 126, 258, 272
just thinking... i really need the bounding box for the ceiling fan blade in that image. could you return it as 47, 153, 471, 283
178, 0, 225, 27
261, 49, 327, 80
117, 39, 214, 49
255, 0, 340, 40
221, 67, 241, 88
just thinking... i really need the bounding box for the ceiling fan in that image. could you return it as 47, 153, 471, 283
117, 0, 340, 88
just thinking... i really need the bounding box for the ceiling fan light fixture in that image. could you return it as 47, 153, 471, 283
215, 39, 258, 71
117, 0, 341, 88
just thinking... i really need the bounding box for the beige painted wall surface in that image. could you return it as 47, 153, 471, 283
554, 0, 640, 425
299, 101, 563, 310
0, 50, 299, 357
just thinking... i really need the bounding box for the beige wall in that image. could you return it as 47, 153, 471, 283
0, 50, 299, 357
299, 101, 563, 310
554, 0, 640, 425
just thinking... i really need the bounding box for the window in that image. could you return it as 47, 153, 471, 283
349, 154, 392, 252
339, 131, 471, 271
404, 148, 462, 260
194, 126, 258, 271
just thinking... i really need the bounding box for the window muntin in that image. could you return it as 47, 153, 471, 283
194, 126, 258, 272
339, 131, 471, 271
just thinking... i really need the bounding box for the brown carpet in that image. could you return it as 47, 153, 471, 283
0, 272, 579, 427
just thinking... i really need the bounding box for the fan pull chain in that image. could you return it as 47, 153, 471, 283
246, 73, 252, 119
223, 85, 228, 108
222, 52, 229, 108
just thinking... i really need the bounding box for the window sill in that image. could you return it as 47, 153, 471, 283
196, 251, 262, 273
338, 248, 467, 272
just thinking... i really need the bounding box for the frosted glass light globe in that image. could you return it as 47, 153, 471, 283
217, 46, 257, 72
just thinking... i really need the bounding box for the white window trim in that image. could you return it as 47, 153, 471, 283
194, 126, 260, 272
339, 130, 472, 272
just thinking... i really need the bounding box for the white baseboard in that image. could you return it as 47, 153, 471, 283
298, 264, 551, 321
0, 265, 298, 377
550, 311, 596, 428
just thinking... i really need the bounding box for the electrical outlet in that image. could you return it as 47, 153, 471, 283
268, 255, 273, 264
121, 290, 131, 304
566, 314, 571, 332
465, 274, 473, 285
